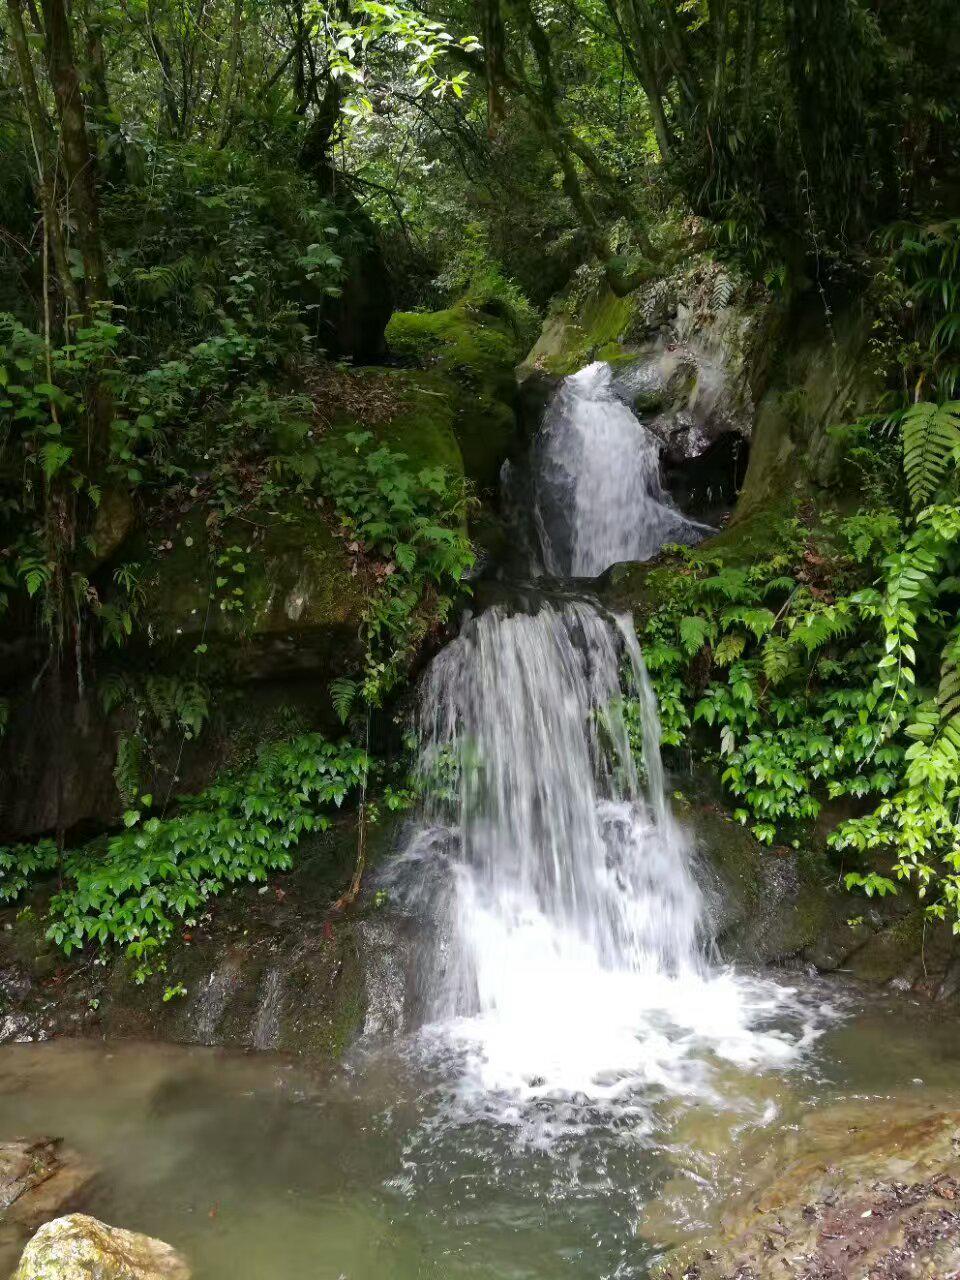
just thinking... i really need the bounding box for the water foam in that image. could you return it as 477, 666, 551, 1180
388, 361, 825, 1130
533, 361, 706, 576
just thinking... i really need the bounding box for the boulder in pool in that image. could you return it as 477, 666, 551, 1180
13, 1214, 190, 1280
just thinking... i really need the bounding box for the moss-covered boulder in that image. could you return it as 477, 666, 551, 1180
325, 366, 464, 477
135, 500, 366, 682
522, 284, 638, 377
675, 783, 960, 994
734, 295, 882, 521
13, 1215, 190, 1280
677, 790, 853, 964
386, 301, 522, 492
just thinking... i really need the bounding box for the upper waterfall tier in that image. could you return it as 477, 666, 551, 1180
531, 362, 707, 577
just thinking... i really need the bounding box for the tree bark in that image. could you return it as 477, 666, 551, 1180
5, 0, 79, 323
217, 0, 244, 146
40, 0, 109, 310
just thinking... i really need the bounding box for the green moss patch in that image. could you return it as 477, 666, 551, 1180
328, 366, 464, 477
522, 285, 639, 377
386, 301, 522, 491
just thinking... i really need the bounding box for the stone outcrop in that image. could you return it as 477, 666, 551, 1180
679, 788, 960, 998
13, 1214, 190, 1280
0, 1139, 95, 1266
0, 811, 402, 1055
653, 1105, 960, 1279
386, 299, 524, 493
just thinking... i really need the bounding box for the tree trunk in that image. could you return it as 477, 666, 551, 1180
217, 0, 244, 146
5, 0, 79, 323
40, 0, 109, 310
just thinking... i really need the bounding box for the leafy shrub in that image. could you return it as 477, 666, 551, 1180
318, 430, 474, 705
639, 504, 960, 924
0, 735, 368, 968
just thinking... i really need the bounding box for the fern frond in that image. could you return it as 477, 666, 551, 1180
715, 632, 746, 666
937, 624, 960, 721
330, 677, 358, 724
901, 400, 960, 509
761, 635, 791, 684
710, 270, 734, 311
679, 615, 710, 655
786, 605, 855, 654
100, 672, 129, 715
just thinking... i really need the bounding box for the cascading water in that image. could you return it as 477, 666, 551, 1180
532, 361, 706, 576
389, 361, 820, 1123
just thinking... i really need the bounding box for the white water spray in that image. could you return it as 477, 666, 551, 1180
533, 362, 705, 576
392, 362, 819, 1114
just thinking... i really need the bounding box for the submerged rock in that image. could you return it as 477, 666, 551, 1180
0, 1141, 96, 1270
13, 1214, 190, 1280
653, 1104, 960, 1279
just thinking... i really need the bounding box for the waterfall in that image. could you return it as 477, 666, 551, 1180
532, 362, 706, 576
388, 362, 815, 1114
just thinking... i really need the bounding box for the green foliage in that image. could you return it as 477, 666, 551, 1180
893, 400, 960, 509
107, 146, 344, 361
317, 429, 474, 702
330, 677, 359, 724
640, 503, 960, 923
0, 735, 368, 966
0, 840, 59, 904
431, 224, 539, 346
881, 218, 960, 402
100, 672, 212, 802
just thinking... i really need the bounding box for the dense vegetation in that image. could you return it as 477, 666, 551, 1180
0, 0, 959, 972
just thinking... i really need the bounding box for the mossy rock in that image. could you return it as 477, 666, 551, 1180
327, 367, 464, 478
676, 785, 856, 965
523, 286, 637, 377
386, 302, 521, 491
0, 813, 405, 1059
386, 301, 520, 394
733, 296, 882, 522
13, 1215, 190, 1280
132, 499, 366, 681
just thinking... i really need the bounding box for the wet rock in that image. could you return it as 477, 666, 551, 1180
0, 813, 403, 1059
0, 1139, 95, 1262
678, 793, 847, 966
385, 300, 523, 493
13, 1214, 190, 1280
653, 1104, 960, 1279
89, 486, 136, 565
134, 499, 367, 682
735, 296, 882, 521
520, 259, 771, 471
674, 785, 960, 992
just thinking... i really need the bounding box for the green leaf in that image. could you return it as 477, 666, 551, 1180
679, 615, 709, 655
40, 442, 72, 479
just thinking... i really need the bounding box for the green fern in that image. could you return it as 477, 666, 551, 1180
330, 677, 358, 724
785, 604, 854, 654
937, 626, 960, 720
679, 615, 710, 655
760, 635, 792, 683
113, 733, 143, 805
900, 400, 960, 509
715, 632, 746, 666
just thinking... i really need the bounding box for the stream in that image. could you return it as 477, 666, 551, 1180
4, 361, 960, 1277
